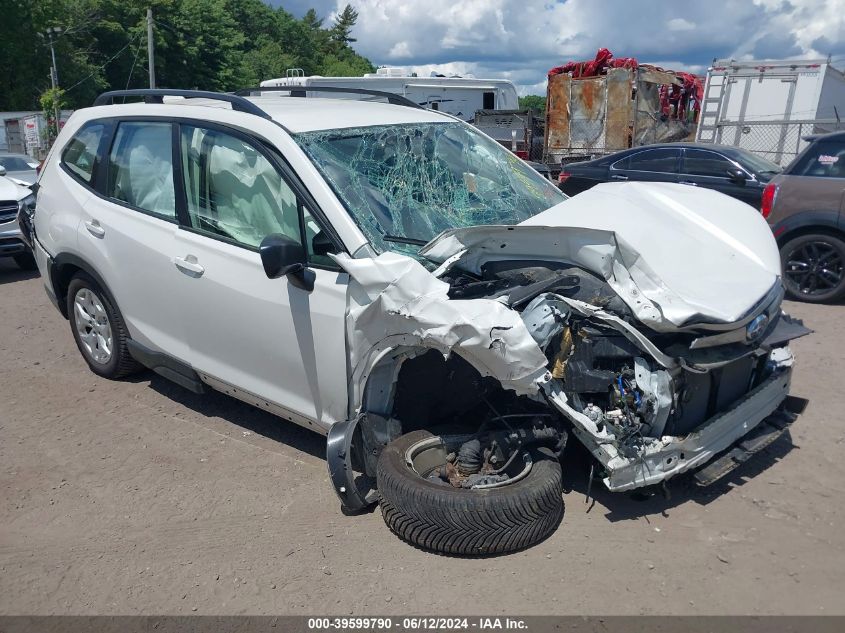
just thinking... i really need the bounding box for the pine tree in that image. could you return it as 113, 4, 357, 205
331, 4, 359, 45
302, 8, 323, 31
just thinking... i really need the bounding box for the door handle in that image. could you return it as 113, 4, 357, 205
85, 220, 105, 238
173, 255, 205, 277
679, 180, 698, 186
611, 174, 628, 181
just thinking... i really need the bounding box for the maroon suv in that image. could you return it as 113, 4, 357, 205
763, 131, 845, 303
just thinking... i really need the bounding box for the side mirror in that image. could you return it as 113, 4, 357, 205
0, 165, 6, 177
259, 233, 314, 291
726, 168, 747, 184
311, 231, 334, 257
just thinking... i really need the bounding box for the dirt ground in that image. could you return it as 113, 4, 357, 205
1, 257, 844, 616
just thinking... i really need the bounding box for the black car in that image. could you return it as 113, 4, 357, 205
558, 143, 783, 207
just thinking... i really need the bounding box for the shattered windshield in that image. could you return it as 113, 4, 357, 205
294, 122, 566, 255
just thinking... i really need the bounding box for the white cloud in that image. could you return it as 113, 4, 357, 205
321, 0, 845, 93
667, 18, 695, 32
387, 41, 412, 59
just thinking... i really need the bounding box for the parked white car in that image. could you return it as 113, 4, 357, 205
21, 88, 809, 555
1, 168, 37, 270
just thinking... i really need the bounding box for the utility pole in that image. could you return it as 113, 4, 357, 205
47, 31, 59, 89
147, 8, 156, 89
43, 26, 63, 139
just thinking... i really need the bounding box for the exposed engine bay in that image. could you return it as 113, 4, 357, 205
441, 259, 807, 491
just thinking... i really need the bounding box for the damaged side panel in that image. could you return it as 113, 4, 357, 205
332, 251, 552, 414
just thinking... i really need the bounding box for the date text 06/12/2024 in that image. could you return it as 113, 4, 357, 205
307, 617, 528, 630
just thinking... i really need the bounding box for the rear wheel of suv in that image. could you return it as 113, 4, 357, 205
780, 233, 845, 303
66, 272, 141, 378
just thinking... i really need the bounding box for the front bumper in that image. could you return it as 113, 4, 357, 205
570, 365, 794, 491
0, 219, 27, 257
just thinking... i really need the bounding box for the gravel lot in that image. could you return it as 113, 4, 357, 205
1, 258, 844, 615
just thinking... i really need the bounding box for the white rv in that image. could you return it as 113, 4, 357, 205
260, 67, 519, 121
696, 58, 845, 164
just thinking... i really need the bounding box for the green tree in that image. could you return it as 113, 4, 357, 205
331, 4, 359, 46
519, 95, 546, 113
0, 0, 378, 111
39, 87, 67, 144
302, 8, 323, 30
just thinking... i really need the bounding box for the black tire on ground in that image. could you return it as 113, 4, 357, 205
377, 430, 564, 555
780, 233, 845, 303
13, 252, 37, 271
66, 272, 141, 379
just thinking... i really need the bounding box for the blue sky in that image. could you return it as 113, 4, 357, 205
267, 0, 845, 94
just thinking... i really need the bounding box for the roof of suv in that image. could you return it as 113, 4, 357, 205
89, 94, 453, 134
241, 96, 452, 133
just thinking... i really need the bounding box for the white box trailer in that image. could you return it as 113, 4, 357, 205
696, 58, 845, 164
260, 67, 519, 122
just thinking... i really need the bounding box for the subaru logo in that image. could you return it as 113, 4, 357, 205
746, 314, 769, 341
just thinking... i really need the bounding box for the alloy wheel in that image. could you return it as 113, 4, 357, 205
73, 288, 113, 364
784, 240, 843, 297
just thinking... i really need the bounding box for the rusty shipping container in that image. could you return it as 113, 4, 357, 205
544, 67, 697, 165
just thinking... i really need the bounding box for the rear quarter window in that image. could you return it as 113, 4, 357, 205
61, 122, 107, 184
789, 140, 845, 178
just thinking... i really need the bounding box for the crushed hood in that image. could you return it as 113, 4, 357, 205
420, 182, 781, 330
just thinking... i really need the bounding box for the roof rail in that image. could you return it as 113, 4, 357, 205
234, 86, 423, 110
92, 89, 271, 119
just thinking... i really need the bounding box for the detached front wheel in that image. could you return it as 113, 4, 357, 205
377, 430, 564, 555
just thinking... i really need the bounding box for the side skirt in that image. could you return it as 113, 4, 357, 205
126, 339, 206, 394
197, 372, 328, 436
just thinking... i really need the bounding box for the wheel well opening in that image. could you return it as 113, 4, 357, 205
390, 350, 498, 434
361, 348, 553, 438
53, 263, 82, 318
777, 225, 845, 248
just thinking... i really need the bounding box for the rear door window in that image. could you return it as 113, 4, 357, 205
682, 149, 734, 177
617, 148, 680, 173
106, 121, 176, 220
789, 140, 845, 178
61, 122, 107, 184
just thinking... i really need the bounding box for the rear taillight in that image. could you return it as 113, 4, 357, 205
514, 150, 529, 159
558, 171, 571, 184
761, 182, 778, 218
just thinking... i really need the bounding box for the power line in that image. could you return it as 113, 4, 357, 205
63, 29, 145, 93
125, 31, 145, 89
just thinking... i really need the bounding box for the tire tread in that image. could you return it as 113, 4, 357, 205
377, 431, 563, 555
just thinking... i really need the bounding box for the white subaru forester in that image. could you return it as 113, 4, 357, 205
21, 88, 809, 555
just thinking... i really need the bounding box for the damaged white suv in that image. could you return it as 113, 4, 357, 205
21, 88, 809, 555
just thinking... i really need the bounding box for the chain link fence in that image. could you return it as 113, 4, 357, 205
710, 119, 844, 166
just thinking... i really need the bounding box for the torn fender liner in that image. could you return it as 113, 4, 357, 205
420, 182, 781, 331
332, 252, 552, 414
326, 414, 378, 512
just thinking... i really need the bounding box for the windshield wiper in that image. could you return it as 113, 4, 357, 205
382, 234, 429, 246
